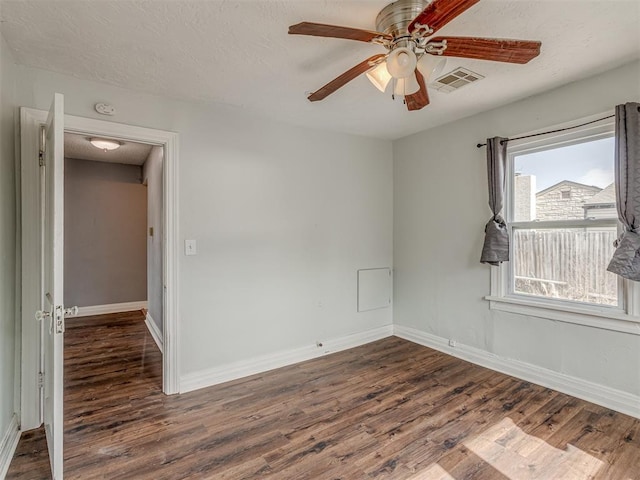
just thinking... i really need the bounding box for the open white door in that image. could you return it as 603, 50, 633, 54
36, 92, 75, 480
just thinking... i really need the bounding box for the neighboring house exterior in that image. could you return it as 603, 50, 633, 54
583, 182, 616, 219
535, 180, 602, 220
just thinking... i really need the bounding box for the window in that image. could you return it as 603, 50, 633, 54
487, 115, 640, 330
512, 136, 619, 307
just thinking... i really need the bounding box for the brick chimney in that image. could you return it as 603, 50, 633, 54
514, 174, 536, 221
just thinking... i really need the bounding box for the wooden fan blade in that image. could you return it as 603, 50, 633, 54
432, 36, 541, 64
405, 71, 430, 111
408, 0, 480, 35
307, 54, 386, 102
289, 22, 392, 43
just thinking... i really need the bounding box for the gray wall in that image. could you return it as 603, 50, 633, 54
0, 31, 17, 442
143, 146, 163, 333
393, 61, 640, 397
15, 64, 393, 378
64, 158, 147, 307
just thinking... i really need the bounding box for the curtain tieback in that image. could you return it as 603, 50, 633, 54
613, 228, 639, 248
485, 214, 506, 233
493, 214, 506, 226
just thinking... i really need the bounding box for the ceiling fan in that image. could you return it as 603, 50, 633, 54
289, 0, 541, 111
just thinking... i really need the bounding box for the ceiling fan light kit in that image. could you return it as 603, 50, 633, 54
417, 53, 447, 82
394, 75, 421, 96
386, 47, 418, 78
365, 62, 393, 92
289, 0, 541, 111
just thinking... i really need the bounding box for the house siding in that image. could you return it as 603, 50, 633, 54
536, 184, 601, 220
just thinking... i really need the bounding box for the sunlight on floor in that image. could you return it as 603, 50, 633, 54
416, 417, 604, 479
407, 463, 456, 479
464, 418, 603, 479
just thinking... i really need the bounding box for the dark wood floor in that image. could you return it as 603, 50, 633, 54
7, 312, 640, 479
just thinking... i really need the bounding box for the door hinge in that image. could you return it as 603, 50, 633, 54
39, 125, 46, 166
37, 372, 44, 389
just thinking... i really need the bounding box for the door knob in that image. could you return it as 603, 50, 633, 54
64, 306, 79, 317
35, 310, 51, 321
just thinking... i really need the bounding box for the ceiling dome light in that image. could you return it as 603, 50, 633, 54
366, 61, 392, 92
417, 54, 447, 82
90, 138, 121, 151
386, 47, 417, 79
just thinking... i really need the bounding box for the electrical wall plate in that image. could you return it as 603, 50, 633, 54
94, 103, 116, 116
185, 239, 197, 256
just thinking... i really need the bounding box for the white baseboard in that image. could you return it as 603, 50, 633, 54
180, 325, 394, 394
144, 312, 163, 354
394, 324, 640, 420
76, 301, 148, 317
0, 415, 20, 480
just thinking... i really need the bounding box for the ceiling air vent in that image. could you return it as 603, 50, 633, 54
431, 67, 484, 93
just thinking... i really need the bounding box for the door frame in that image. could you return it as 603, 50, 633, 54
20, 108, 180, 430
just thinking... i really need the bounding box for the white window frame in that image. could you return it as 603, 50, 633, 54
485, 113, 640, 335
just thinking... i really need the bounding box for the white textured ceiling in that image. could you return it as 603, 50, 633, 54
2, 1, 639, 140
65, 132, 152, 166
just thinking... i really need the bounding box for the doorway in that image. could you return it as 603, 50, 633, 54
64, 134, 151, 318
63, 132, 163, 372
20, 107, 179, 433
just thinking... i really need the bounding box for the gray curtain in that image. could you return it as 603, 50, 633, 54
481, 137, 509, 266
608, 102, 640, 280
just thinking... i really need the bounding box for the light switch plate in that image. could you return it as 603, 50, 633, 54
185, 239, 197, 256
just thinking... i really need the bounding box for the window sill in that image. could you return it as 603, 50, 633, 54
485, 295, 640, 336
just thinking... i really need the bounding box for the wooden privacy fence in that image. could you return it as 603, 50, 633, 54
513, 229, 618, 305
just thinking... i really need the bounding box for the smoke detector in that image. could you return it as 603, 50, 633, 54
94, 103, 116, 116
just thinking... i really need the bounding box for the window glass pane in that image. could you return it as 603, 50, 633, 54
512, 227, 619, 306
513, 137, 616, 221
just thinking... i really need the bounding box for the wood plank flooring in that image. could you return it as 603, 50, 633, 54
7, 311, 640, 479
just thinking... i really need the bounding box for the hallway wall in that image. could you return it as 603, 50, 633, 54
64, 158, 147, 307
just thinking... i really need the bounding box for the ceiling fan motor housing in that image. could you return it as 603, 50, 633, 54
375, 0, 430, 40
